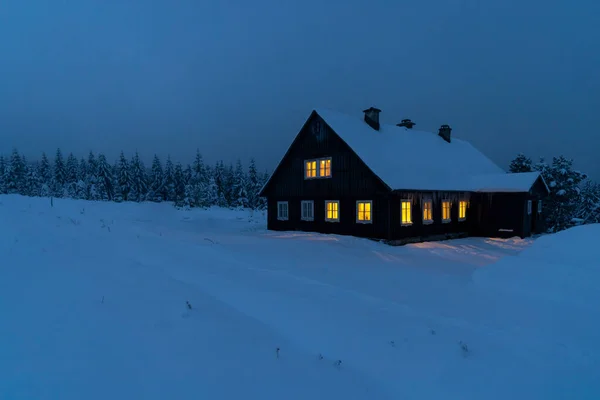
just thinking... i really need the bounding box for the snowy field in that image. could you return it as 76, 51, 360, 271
0, 194, 598, 399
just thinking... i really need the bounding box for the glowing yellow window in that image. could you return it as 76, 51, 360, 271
442, 200, 451, 222
356, 201, 372, 223
459, 200, 467, 221
423, 200, 433, 224
305, 160, 317, 178
319, 158, 331, 177
401, 200, 412, 225
325, 201, 339, 222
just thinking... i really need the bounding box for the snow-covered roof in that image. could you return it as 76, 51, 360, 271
315, 108, 542, 193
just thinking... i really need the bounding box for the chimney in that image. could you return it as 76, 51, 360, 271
438, 124, 452, 143
363, 107, 381, 131
396, 119, 416, 129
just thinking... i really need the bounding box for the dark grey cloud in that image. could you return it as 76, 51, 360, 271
0, 0, 598, 178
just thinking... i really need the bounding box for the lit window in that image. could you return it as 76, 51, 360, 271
538, 200, 542, 213
277, 201, 289, 221
401, 200, 412, 226
442, 200, 451, 223
301, 200, 314, 221
325, 200, 339, 222
305, 160, 317, 179
423, 200, 433, 224
319, 158, 331, 177
459, 200, 467, 221
527, 200, 532, 215
356, 201, 372, 223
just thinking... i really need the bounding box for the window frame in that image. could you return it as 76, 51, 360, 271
537, 200, 542, 213
527, 200, 532, 215
304, 157, 332, 179
422, 199, 433, 225
356, 200, 373, 224
277, 201, 289, 221
319, 157, 332, 178
400, 199, 412, 226
458, 200, 468, 221
301, 200, 314, 221
304, 159, 317, 179
325, 200, 340, 222
441, 200, 452, 223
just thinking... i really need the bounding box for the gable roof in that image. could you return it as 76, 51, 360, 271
261, 108, 547, 195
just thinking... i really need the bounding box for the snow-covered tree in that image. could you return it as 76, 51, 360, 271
53, 148, 67, 197
535, 156, 587, 232
509, 153, 533, 173
575, 180, 600, 224
5, 149, 26, 194
115, 151, 132, 202
231, 159, 248, 209
65, 153, 79, 198
173, 163, 186, 207
246, 158, 261, 209
129, 152, 148, 202
95, 153, 114, 201
38, 153, 52, 197
148, 155, 164, 202
86, 151, 100, 200
24, 162, 42, 197
162, 156, 176, 202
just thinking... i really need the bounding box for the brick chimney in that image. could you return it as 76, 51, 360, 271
396, 119, 415, 129
438, 124, 452, 143
363, 107, 381, 131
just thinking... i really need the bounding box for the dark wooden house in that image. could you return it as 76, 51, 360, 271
259, 107, 549, 244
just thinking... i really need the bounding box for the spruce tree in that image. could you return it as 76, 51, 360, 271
87, 151, 100, 200
38, 153, 52, 197
173, 163, 186, 207
162, 156, 176, 202
95, 153, 114, 201
509, 153, 533, 173
6, 149, 26, 194
53, 148, 67, 197
536, 156, 587, 232
65, 153, 79, 198
232, 159, 249, 209
129, 152, 148, 202
76, 158, 89, 200
148, 154, 164, 202
575, 180, 600, 224
24, 161, 42, 197
116, 151, 132, 201
246, 158, 260, 209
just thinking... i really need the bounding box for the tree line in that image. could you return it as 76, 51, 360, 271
509, 153, 599, 232
0, 148, 270, 210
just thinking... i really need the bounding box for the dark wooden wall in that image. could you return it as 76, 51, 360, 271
263, 112, 391, 239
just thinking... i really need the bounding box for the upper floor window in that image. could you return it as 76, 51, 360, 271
325, 200, 339, 222
305, 157, 332, 179
442, 200, 451, 223
356, 201, 372, 224
305, 160, 317, 178
423, 199, 433, 224
401, 200, 412, 226
527, 200, 532, 215
277, 201, 289, 221
459, 200, 467, 221
538, 200, 543, 213
319, 158, 332, 177
301, 200, 314, 221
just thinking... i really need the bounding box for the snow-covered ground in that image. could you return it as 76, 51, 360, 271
0, 194, 598, 399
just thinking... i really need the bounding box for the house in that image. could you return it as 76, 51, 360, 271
259, 107, 549, 243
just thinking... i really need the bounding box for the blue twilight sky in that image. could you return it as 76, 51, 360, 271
0, 0, 598, 178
